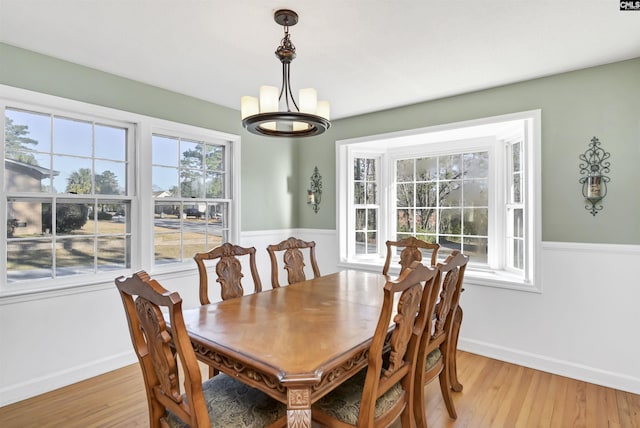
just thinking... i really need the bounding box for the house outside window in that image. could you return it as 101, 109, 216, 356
338, 110, 541, 291
1, 86, 239, 294
152, 133, 232, 265
4, 107, 133, 283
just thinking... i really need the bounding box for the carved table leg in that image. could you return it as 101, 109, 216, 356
287, 387, 312, 428
449, 305, 463, 392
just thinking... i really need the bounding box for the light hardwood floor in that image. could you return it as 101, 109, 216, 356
1, 351, 639, 427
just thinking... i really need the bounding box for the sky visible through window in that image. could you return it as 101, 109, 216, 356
6, 108, 127, 194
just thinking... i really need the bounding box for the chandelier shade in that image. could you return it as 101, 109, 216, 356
241, 9, 331, 138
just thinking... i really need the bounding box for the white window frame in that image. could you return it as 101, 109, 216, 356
337, 110, 542, 292
349, 153, 383, 259
149, 126, 237, 268
388, 137, 495, 264
0, 85, 240, 297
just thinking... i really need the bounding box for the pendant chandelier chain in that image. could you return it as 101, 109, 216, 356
276, 21, 299, 113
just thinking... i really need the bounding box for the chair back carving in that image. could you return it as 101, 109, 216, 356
431, 251, 468, 341
414, 250, 468, 428
266, 237, 320, 288
383, 236, 440, 276
115, 271, 210, 428
357, 262, 439, 426
193, 243, 262, 304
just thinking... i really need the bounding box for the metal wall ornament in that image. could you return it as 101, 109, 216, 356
307, 166, 322, 214
579, 136, 610, 216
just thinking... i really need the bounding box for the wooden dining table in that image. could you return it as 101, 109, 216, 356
179, 269, 388, 428
179, 268, 464, 427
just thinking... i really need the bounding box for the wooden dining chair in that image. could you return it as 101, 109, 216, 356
115, 271, 287, 428
382, 236, 440, 276
193, 242, 262, 305
311, 261, 439, 428
413, 250, 468, 428
266, 236, 321, 288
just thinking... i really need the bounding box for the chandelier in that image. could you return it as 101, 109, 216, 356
241, 9, 331, 138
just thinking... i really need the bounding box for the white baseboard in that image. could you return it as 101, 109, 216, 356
459, 338, 640, 395
0, 351, 137, 407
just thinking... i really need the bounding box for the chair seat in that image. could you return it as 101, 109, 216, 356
166, 373, 287, 428
426, 348, 442, 371
312, 369, 404, 425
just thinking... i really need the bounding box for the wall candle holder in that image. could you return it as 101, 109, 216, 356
579, 136, 610, 216
307, 166, 322, 214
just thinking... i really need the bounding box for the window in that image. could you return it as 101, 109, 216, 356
353, 157, 380, 257
507, 139, 524, 270
394, 150, 489, 264
4, 107, 133, 283
338, 111, 541, 291
1, 86, 239, 293
152, 133, 231, 264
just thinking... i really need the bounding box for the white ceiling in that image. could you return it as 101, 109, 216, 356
2, 1, 639, 120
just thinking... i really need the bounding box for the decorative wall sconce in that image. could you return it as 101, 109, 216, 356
307, 166, 322, 214
579, 136, 610, 216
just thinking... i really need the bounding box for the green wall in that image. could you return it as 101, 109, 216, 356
299, 58, 640, 244
0, 43, 295, 231
2, 43, 639, 242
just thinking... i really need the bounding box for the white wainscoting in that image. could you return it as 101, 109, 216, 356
459, 241, 640, 395
1, 234, 638, 407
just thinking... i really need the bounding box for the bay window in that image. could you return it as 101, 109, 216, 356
338, 111, 541, 291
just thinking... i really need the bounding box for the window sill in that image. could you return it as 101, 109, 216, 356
0, 269, 129, 304
337, 260, 541, 293
0, 262, 199, 304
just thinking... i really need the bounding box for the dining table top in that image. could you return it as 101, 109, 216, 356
182, 269, 388, 381
178, 269, 390, 428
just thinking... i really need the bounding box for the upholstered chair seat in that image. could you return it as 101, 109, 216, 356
311, 262, 439, 428
425, 348, 442, 372
115, 271, 287, 428
166, 373, 286, 428
311, 369, 404, 425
